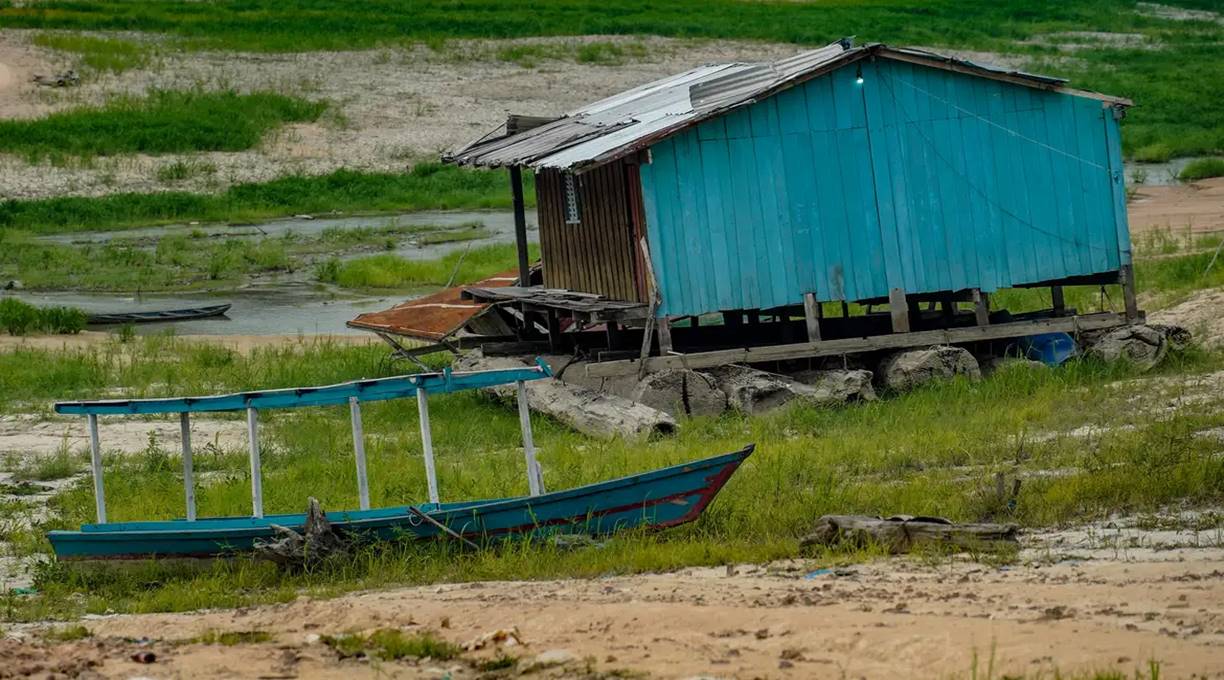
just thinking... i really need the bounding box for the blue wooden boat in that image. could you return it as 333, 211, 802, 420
47, 359, 752, 560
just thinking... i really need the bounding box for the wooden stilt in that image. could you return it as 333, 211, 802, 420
515, 381, 544, 496
87, 414, 106, 524
510, 166, 530, 288
180, 412, 195, 522
803, 292, 822, 343
1120, 265, 1138, 321
416, 387, 440, 505
657, 316, 673, 354
889, 288, 910, 333
973, 289, 990, 327
349, 397, 370, 511
1051, 286, 1066, 316
246, 407, 263, 518
841, 301, 850, 318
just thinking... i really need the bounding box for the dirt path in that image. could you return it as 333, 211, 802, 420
7, 524, 1223, 679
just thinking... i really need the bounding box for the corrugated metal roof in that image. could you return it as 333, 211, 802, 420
347, 270, 518, 342
445, 40, 1128, 173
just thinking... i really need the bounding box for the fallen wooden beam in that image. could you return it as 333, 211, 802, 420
584, 313, 1131, 377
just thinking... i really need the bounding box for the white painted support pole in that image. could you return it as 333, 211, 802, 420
246, 407, 264, 518
515, 381, 543, 496
349, 397, 370, 511
180, 412, 196, 521
416, 387, 440, 505
86, 414, 106, 524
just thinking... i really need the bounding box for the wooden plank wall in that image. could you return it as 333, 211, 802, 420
536, 162, 644, 302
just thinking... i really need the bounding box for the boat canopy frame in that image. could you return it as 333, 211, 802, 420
54, 360, 554, 524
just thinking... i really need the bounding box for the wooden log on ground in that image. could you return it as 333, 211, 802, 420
800, 514, 1019, 554
455, 351, 676, 439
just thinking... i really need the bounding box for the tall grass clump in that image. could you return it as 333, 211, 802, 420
320, 243, 537, 289
31, 32, 153, 74
1179, 158, 1224, 181
0, 90, 327, 160
0, 164, 528, 234
0, 298, 87, 335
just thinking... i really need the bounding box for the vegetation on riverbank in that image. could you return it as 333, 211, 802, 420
0, 334, 1220, 620
0, 90, 327, 161
0, 220, 490, 292
316, 242, 538, 290
0, 298, 86, 335
2, 1, 1221, 159
0, 164, 529, 235
1179, 158, 1224, 181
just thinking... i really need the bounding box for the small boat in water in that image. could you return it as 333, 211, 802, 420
86, 303, 232, 325
48, 359, 751, 560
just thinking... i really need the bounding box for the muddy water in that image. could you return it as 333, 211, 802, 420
22, 209, 538, 336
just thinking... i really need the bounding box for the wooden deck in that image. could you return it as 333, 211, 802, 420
463, 286, 650, 323
584, 311, 1134, 377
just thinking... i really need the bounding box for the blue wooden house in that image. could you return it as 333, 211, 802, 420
437, 40, 1137, 372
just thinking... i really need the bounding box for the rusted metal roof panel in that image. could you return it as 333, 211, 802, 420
347, 271, 517, 342
445, 40, 1123, 173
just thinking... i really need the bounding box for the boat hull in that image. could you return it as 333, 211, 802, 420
48, 446, 752, 560
86, 303, 232, 325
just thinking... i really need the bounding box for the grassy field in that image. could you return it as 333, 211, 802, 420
0, 332, 1220, 620
317, 242, 538, 290
0, 90, 326, 161
0, 164, 529, 235
0, 220, 490, 292
2, 0, 1221, 159
29, 32, 155, 74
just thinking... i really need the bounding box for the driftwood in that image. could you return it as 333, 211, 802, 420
254, 497, 348, 567
456, 351, 676, 439
32, 70, 80, 87
800, 514, 1019, 554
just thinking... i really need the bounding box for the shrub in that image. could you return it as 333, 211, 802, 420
39, 306, 88, 334
0, 298, 40, 335
1179, 158, 1224, 182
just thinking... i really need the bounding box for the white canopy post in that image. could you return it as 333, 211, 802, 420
246, 407, 264, 518
516, 380, 544, 496
180, 412, 196, 521
86, 414, 106, 523
349, 396, 371, 511
416, 386, 440, 504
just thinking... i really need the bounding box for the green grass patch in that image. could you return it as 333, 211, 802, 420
0, 164, 530, 235
42, 624, 91, 641
31, 32, 153, 74
10, 447, 82, 482
155, 159, 218, 184
1, 1, 1222, 157
193, 630, 273, 645
0, 298, 86, 335
0, 219, 492, 292
0, 90, 326, 161
1179, 157, 1224, 181
1, 336, 1221, 620
322, 629, 460, 661
319, 242, 537, 290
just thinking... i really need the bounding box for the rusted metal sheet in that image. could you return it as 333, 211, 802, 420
347, 271, 518, 342
445, 41, 1128, 173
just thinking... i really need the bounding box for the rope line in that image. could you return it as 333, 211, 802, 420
876, 71, 1113, 253
882, 73, 1111, 172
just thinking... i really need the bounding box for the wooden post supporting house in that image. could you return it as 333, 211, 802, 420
803, 292, 822, 343
889, 288, 910, 333
972, 289, 990, 326
1051, 286, 1066, 316
1120, 264, 1139, 321
510, 166, 530, 288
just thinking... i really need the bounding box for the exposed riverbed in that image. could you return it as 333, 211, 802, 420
9, 209, 538, 336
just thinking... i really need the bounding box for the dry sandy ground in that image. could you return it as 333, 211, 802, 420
5, 523, 1224, 679
1129, 178, 1224, 239
0, 32, 805, 200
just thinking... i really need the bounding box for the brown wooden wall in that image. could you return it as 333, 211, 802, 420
535, 161, 645, 302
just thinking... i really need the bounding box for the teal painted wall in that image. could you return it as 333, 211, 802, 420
639, 58, 1131, 317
